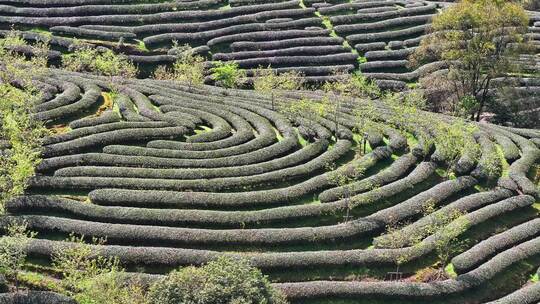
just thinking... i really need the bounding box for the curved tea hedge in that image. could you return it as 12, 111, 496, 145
0, 291, 76, 304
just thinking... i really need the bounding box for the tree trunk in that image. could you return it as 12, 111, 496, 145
363, 138, 367, 155
476, 102, 483, 122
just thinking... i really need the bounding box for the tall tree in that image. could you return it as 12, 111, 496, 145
0, 31, 49, 214
154, 46, 205, 92
253, 67, 304, 110
410, 0, 530, 121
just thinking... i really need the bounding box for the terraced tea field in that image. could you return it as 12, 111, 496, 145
1, 0, 539, 88
0, 67, 537, 303
0, 0, 539, 304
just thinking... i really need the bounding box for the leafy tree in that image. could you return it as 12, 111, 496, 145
377, 216, 417, 280
52, 234, 149, 304
323, 70, 380, 99
326, 165, 358, 223
425, 207, 470, 280
62, 44, 137, 96
352, 101, 378, 155
278, 97, 325, 121
377, 199, 469, 280
377, 90, 435, 154
148, 256, 288, 304
52, 234, 120, 293
321, 78, 346, 140
321, 70, 383, 139
0, 220, 36, 289
62, 45, 137, 78
253, 67, 305, 110
410, 0, 530, 121
0, 31, 48, 214
432, 119, 480, 179
380, 91, 480, 179
75, 271, 148, 304
154, 46, 205, 91
277, 97, 329, 146
210, 61, 246, 89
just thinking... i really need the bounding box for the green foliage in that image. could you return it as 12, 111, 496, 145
75, 271, 148, 304
531, 273, 539, 283
430, 210, 470, 277
384, 223, 417, 273
278, 97, 327, 140
0, 220, 36, 288
379, 90, 471, 159
52, 234, 120, 293
323, 70, 380, 99
52, 234, 151, 304
0, 31, 48, 214
154, 46, 205, 90
253, 67, 305, 92
380, 90, 430, 143
210, 61, 246, 89
148, 256, 288, 304
253, 67, 304, 109
411, 0, 529, 121
134, 39, 149, 52
352, 102, 378, 143
17, 271, 65, 293
62, 44, 137, 78
445, 263, 457, 278
457, 94, 479, 117
432, 119, 480, 178
480, 144, 504, 179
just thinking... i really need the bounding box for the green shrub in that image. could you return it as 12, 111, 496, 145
153, 47, 205, 90
148, 256, 288, 304
253, 67, 304, 110
52, 234, 120, 293
52, 234, 151, 304
62, 45, 137, 78
0, 31, 48, 214
0, 220, 36, 289
210, 61, 246, 89
74, 271, 148, 304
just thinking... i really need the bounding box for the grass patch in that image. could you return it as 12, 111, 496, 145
29, 27, 52, 36
435, 167, 454, 180
193, 125, 212, 135
533, 202, 540, 213
49, 124, 72, 135
495, 144, 510, 177
404, 132, 418, 148
296, 130, 309, 147
112, 102, 121, 117
17, 270, 65, 293
97, 92, 115, 117
407, 82, 419, 89
445, 263, 457, 278
134, 39, 149, 52
274, 128, 284, 141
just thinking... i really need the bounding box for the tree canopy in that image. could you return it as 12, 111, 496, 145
410, 0, 530, 120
